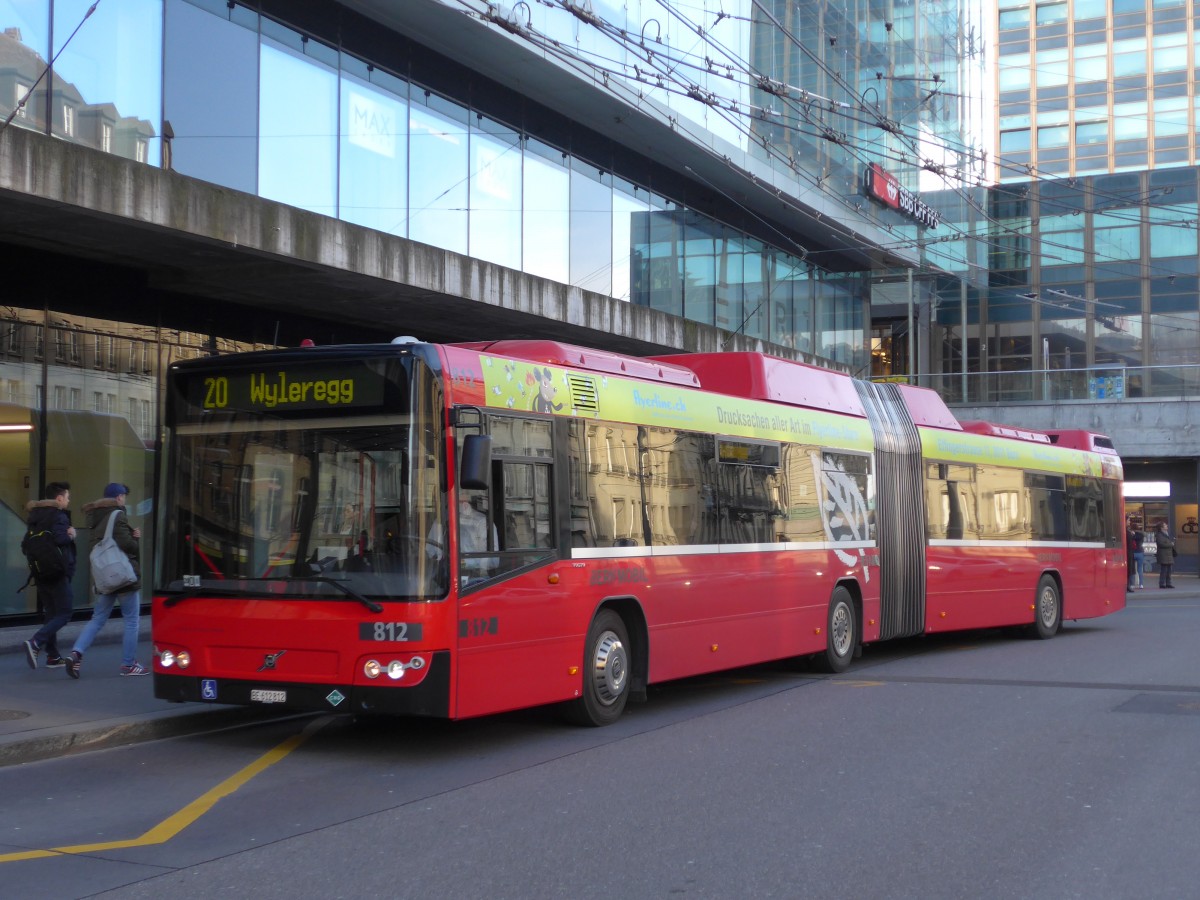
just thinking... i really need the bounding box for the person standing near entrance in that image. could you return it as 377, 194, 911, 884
1131, 524, 1146, 589
1126, 520, 1138, 591
22, 481, 78, 669
64, 483, 147, 677
1127, 519, 1145, 590
1155, 522, 1176, 589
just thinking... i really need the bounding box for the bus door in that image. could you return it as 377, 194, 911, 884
454, 413, 566, 717
1102, 480, 1125, 593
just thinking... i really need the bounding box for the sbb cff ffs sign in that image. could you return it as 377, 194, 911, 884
863, 164, 940, 229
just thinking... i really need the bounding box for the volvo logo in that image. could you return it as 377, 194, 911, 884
258, 650, 288, 672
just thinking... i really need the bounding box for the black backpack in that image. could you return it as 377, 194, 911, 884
19, 527, 66, 590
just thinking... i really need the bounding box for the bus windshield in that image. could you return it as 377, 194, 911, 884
160, 353, 447, 601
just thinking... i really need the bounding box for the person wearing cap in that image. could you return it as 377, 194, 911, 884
64, 483, 147, 678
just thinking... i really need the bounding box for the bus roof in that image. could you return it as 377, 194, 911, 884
957, 423, 1119, 455
958, 420, 1053, 444
451, 340, 700, 388
443, 342, 1117, 455
894, 383, 963, 431
650, 352, 868, 417
1043, 430, 1120, 455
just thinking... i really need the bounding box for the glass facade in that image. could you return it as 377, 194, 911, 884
983, 0, 1200, 419
0, 0, 897, 364
996, 0, 1199, 181
931, 168, 1200, 402
0, 305, 277, 619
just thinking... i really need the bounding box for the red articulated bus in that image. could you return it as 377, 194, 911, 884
153, 338, 1126, 725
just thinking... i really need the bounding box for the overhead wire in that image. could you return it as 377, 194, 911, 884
633, 0, 1185, 300
645, 4, 1200, 332
446, 2, 1200, 334
0, 1, 102, 132
664, 1, 1197, 282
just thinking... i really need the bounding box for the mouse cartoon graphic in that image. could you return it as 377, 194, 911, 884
531, 367, 563, 413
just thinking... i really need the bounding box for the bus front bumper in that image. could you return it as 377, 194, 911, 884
153, 650, 451, 718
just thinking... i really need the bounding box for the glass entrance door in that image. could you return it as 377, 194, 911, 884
1128, 500, 1168, 578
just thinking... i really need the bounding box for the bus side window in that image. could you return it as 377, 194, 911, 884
501, 460, 553, 549
461, 415, 559, 580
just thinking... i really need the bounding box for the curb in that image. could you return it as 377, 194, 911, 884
0, 706, 313, 769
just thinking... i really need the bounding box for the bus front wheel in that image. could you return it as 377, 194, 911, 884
815, 587, 856, 674
1030, 575, 1062, 639
566, 610, 631, 727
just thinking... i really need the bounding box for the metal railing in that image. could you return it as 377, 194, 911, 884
922, 364, 1200, 405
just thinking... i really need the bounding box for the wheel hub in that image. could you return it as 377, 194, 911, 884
591, 631, 627, 705
831, 603, 852, 656
1039, 587, 1058, 627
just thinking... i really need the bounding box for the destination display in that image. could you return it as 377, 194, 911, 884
176, 361, 390, 418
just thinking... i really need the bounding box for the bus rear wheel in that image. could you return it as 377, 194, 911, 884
814, 587, 856, 674
1030, 575, 1062, 639
566, 610, 631, 727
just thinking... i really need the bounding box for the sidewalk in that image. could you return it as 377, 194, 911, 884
1, 616, 292, 768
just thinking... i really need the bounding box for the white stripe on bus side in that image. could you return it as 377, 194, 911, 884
571, 538, 1106, 560
927, 539, 1107, 549
570, 540, 874, 560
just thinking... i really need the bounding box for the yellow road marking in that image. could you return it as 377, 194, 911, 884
832, 680, 885, 688
0, 716, 330, 864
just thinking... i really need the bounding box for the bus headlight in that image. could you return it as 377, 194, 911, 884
364, 659, 382, 679
387, 656, 426, 680
159, 649, 191, 669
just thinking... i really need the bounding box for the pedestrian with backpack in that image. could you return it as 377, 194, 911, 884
64, 483, 147, 678
22, 481, 78, 669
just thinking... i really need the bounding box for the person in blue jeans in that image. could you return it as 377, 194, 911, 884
22, 481, 78, 670
1126, 519, 1145, 590
1132, 527, 1146, 589
64, 483, 148, 678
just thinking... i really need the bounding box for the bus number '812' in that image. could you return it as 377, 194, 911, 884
359, 622, 423, 642
204, 377, 229, 409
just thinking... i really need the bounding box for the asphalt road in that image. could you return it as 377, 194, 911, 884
3, 592, 1199, 899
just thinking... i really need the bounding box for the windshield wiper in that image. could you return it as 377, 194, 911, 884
281, 576, 383, 613
163, 585, 244, 608
162, 577, 383, 613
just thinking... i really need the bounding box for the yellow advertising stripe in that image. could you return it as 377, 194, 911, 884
922, 429, 1101, 476
0, 716, 330, 864
479, 356, 876, 450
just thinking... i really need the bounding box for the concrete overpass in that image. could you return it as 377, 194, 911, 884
2, 124, 1195, 474
0, 125, 821, 363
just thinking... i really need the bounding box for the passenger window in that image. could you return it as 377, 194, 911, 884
502, 461, 553, 549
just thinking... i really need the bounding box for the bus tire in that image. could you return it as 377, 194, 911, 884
1030, 575, 1061, 639
815, 586, 856, 674
566, 610, 631, 727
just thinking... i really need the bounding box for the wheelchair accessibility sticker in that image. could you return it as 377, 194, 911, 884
201, 679, 218, 700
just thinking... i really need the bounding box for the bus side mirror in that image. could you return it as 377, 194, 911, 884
460, 435, 492, 490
